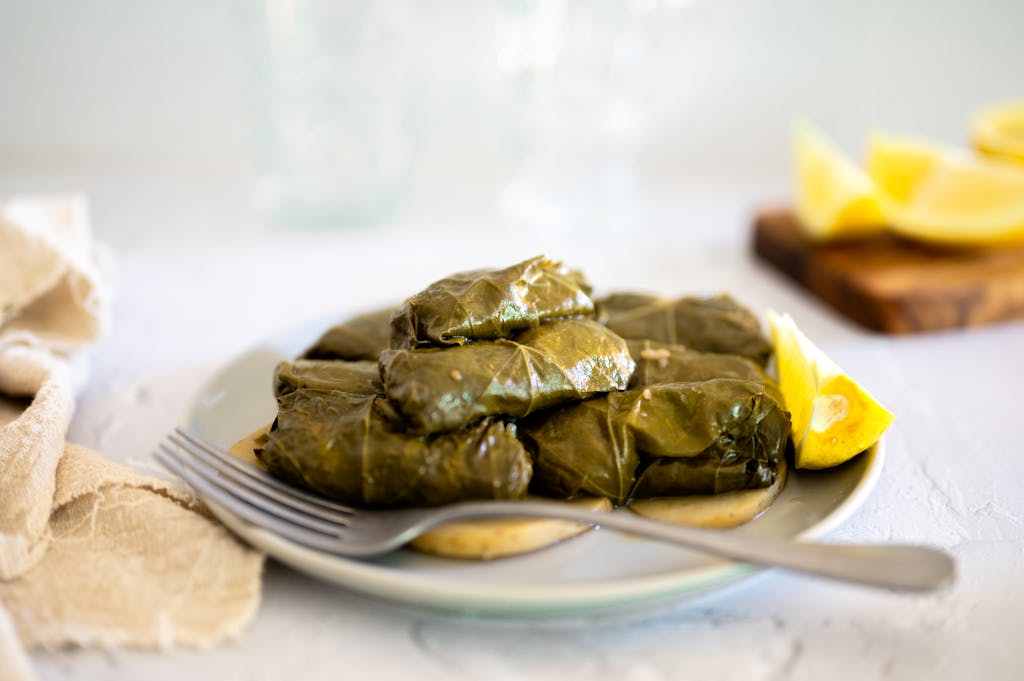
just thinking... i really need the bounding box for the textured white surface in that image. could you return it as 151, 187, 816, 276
12, 182, 1024, 680
4, 1, 1024, 185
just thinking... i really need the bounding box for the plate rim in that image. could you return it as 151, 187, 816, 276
203, 440, 882, 617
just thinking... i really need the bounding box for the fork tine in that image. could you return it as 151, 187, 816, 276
153, 449, 352, 555
158, 443, 349, 536
168, 433, 354, 525
173, 428, 355, 514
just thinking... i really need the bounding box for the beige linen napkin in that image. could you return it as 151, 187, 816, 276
0, 196, 263, 678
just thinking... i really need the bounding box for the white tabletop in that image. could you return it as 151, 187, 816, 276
17, 175, 1024, 681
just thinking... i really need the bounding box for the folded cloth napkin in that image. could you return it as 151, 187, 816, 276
0, 196, 263, 679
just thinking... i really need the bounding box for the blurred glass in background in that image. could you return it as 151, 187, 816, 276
494, 0, 655, 235
242, 0, 421, 227
242, 0, 669, 232
1, 0, 1022, 238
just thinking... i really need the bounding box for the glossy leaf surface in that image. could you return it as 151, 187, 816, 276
600, 293, 773, 366
301, 307, 395, 361
518, 396, 638, 504
521, 379, 788, 502
382, 319, 634, 434
261, 389, 532, 507
273, 359, 382, 398
627, 339, 781, 401
391, 256, 595, 348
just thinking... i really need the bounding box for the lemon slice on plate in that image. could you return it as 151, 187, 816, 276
766, 310, 894, 470
867, 134, 1024, 247
972, 100, 1024, 164
793, 122, 885, 241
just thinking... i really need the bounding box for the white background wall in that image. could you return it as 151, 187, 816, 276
1, 0, 1022, 228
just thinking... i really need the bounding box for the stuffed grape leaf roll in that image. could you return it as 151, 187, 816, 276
381, 319, 635, 434
599, 293, 772, 366
627, 339, 781, 402
623, 380, 788, 463
260, 389, 532, 507
519, 378, 789, 502
301, 307, 395, 361
390, 255, 595, 349
627, 379, 788, 496
273, 359, 382, 398
518, 395, 639, 505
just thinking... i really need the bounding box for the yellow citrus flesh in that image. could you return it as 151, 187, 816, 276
793, 122, 884, 241
867, 134, 1024, 247
972, 101, 1024, 164
766, 311, 894, 470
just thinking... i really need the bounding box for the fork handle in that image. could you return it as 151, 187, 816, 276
420, 501, 955, 592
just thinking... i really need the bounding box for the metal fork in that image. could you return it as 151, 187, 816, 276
154, 428, 955, 592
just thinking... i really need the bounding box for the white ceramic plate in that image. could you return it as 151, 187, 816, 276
182, 317, 885, 618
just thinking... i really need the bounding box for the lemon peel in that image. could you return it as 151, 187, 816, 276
793, 122, 885, 241
766, 310, 893, 470
972, 100, 1024, 164
868, 134, 1024, 247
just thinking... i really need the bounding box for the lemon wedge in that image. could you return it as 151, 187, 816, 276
972, 101, 1024, 164
867, 134, 1024, 247
766, 310, 893, 470
793, 122, 885, 240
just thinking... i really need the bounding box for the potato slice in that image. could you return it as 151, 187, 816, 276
409, 497, 611, 560
628, 458, 788, 529
228, 424, 270, 465
227, 425, 609, 560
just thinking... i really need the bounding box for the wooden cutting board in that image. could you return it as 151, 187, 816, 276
752, 209, 1024, 334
